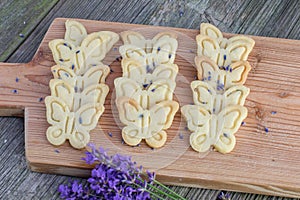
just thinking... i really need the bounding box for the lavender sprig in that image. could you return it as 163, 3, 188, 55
58, 144, 187, 200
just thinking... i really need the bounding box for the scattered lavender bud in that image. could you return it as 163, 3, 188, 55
271, 111, 277, 115
179, 133, 184, 139
265, 127, 269, 133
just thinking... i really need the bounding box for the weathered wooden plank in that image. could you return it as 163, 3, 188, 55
0, 0, 299, 200
1, 18, 300, 198
0, 0, 59, 61
7, 0, 159, 63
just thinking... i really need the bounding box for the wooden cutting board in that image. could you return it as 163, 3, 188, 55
1, 18, 300, 198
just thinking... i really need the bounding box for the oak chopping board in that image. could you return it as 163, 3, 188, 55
1, 18, 300, 198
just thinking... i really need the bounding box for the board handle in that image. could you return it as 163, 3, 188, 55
0, 62, 50, 117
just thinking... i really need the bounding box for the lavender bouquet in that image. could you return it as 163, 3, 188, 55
58, 144, 187, 200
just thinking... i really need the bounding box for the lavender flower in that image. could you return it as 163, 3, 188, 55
58, 144, 186, 200
217, 191, 231, 200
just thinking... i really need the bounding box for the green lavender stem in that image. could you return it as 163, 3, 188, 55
152, 179, 186, 200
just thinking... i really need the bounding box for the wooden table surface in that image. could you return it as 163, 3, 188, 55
0, 0, 299, 199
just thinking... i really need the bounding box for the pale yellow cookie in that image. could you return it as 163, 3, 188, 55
49, 30, 119, 75
49, 79, 109, 112
119, 31, 178, 69
116, 97, 179, 148
181, 104, 247, 153
114, 77, 176, 109
121, 58, 178, 86
195, 56, 251, 91
197, 23, 255, 67
181, 23, 253, 154
46, 20, 116, 149
191, 80, 249, 114
45, 96, 104, 149
51, 65, 110, 92
64, 20, 88, 46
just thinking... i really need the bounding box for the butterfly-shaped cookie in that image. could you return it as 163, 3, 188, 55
115, 77, 175, 109
51, 64, 110, 92
195, 56, 251, 91
181, 104, 247, 153
197, 23, 255, 67
45, 96, 104, 149
64, 20, 88, 46
191, 81, 249, 114
49, 79, 109, 112
116, 97, 179, 148
49, 30, 119, 75
119, 31, 178, 71
121, 58, 178, 86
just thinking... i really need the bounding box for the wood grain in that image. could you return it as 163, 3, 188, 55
1, 18, 300, 198
0, 0, 59, 61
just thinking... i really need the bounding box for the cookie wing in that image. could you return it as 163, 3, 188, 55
79, 83, 109, 108
191, 81, 216, 110
200, 23, 223, 41
64, 20, 87, 46
79, 31, 119, 74
152, 32, 178, 64
49, 79, 74, 110
181, 105, 211, 152
150, 100, 179, 130
82, 65, 110, 85
121, 58, 146, 82
45, 96, 69, 146
224, 85, 250, 107
114, 77, 141, 99
116, 97, 143, 127
214, 105, 247, 153
227, 36, 255, 62
196, 35, 220, 63
144, 100, 178, 147
120, 31, 146, 46
152, 64, 178, 82
228, 61, 251, 86
49, 39, 76, 69
70, 103, 104, 149
194, 56, 219, 80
